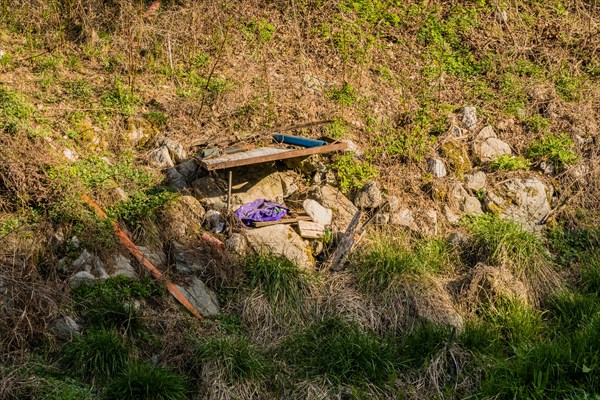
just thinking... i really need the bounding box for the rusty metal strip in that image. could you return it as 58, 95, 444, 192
81, 194, 203, 319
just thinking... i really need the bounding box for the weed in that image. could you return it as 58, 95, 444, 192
282, 316, 402, 386
523, 114, 550, 133
31, 376, 94, 400
490, 154, 530, 171
143, 111, 168, 127
354, 235, 455, 291
65, 79, 94, 99
0, 87, 34, 135
108, 187, 177, 230
580, 254, 600, 295
105, 361, 189, 400
463, 215, 552, 278
243, 254, 312, 308
195, 335, 270, 382
527, 133, 578, 171
555, 69, 582, 101
458, 320, 503, 356
190, 52, 210, 68
500, 73, 527, 115
548, 225, 600, 267
245, 18, 275, 43
61, 329, 129, 379
330, 153, 378, 194
101, 79, 140, 115
326, 82, 358, 106
326, 118, 349, 138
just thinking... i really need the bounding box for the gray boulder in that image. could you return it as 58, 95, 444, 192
245, 225, 314, 270
176, 277, 220, 316
192, 176, 229, 210
176, 159, 199, 183
138, 246, 167, 267
162, 139, 186, 164
465, 171, 487, 191
51, 316, 81, 339
170, 241, 204, 275
311, 184, 358, 232
353, 182, 382, 209
474, 138, 512, 163
69, 271, 96, 289
449, 182, 484, 215
111, 255, 137, 279
165, 167, 187, 190
303, 199, 333, 226
148, 146, 175, 169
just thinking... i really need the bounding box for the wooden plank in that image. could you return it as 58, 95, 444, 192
250, 216, 312, 228
297, 220, 325, 239
201, 142, 350, 171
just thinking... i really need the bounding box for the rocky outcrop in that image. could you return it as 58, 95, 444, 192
244, 225, 314, 270
176, 277, 220, 316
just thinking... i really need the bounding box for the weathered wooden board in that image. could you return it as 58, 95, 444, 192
201, 142, 350, 171
250, 216, 312, 228
297, 220, 325, 239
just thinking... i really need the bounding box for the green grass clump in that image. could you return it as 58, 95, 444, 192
282, 316, 402, 386
546, 291, 600, 332
463, 215, 551, 278
61, 329, 129, 379
0, 87, 35, 135
354, 236, 455, 291
331, 153, 378, 194
490, 154, 530, 171
401, 321, 453, 368
527, 133, 578, 171
101, 79, 141, 116
33, 377, 95, 400
195, 335, 270, 382
108, 186, 176, 229
243, 254, 312, 308
105, 361, 189, 400
481, 298, 544, 346
326, 82, 358, 106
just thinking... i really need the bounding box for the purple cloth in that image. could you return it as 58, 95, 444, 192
235, 199, 289, 226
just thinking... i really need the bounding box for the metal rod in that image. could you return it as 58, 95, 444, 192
227, 170, 232, 211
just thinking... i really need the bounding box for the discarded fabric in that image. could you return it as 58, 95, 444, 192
235, 199, 289, 226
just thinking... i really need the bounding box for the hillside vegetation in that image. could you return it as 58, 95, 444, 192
1, 1, 599, 399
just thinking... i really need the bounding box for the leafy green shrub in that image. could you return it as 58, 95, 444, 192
527, 133, 578, 171
244, 254, 312, 308
105, 361, 189, 400
61, 329, 128, 379
195, 335, 270, 382
326, 82, 358, 106
354, 236, 455, 291
331, 153, 378, 194
555, 70, 582, 101
490, 154, 530, 171
282, 316, 402, 386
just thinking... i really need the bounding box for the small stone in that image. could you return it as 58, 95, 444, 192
165, 167, 187, 190
427, 158, 447, 178
162, 139, 186, 164
148, 146, 174, 169
51, 316, 81, 339
111, 255, 137, 279
0, 49, 5, 59
495, 10, 508, 22
475, 138, 512, 163
461, 106, 478, 130
373, 213, 390, 225
70, 236, 80, 249
444, 206, 460, 225
69, 271, 96, 289
71, 249, 94, 271
391, 209, 415, 227
225, 233, 248, 257
386, 195, 401, 212
63, 148, 78, 161
463, 196, 484, 215
465, 171, 487, 191
353, 182, 383, 209
448, 231, 470, 247
477, 125, 497, 140
303, 199, 333, 226
540, 161, 555, 175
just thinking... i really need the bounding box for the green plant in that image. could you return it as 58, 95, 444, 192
108, 187, 176, 229
245, 18, 275, 43
105, 361, 189, 400
326, 82, 358, 106
101, 79, 141, 115
65, 79, 94, 99
490, 154, 530, 171
546, 291, 600, 332
527, 133, 578, 171
326, 118, 349, 138
523, 114, 550, 133
401, 321, 453, 368
331, 153, 378, 194
354, 236, 455, 291
143, 111, 168, 127
0, 87, 34, 134
243, 254, 312, 308
481, 298, 543, 346
282, 316, 402, 386
32, 377, 95, 400
61, 329, 129, 379
195, 335, 270, 382
555, 69, 582, 101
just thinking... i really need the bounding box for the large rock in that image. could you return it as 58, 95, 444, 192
441, 141, 472, 174
176, 159, 199, 183
465, 171, 487, 191
69, 271, 97, 289
160, 195, 205, 242
353, 181, 382, 209
148, 146, 175, 169
390, 209, 416, 228
138, 246, 167, 267
164, 167, 187, 190
234, 172, 291, 205
192, 176, 228, 210
474, 138, 512, 163
176, 277, 220, 316
245, 225, 314, 270
310, 184, 358, 231
170, 241, 204, 275
50, 316, 81, 339
162, 139, 186, 164
484, 178, 551, 231
110, 255, 137, 279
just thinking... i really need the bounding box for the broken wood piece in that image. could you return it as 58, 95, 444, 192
330, 210, 362, 271
297, 220, 325, 239
250, 216, 312, 228
201, 232, 226, 250
201, 142, 350, 171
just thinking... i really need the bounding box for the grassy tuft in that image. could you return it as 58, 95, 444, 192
195, 335, 270, 383
480, 298, 543, 346
401, 321, 453, 368
61, 329, 129, 380
104, 361, 189, 400
281, 316, 403, 386
0, 87, 35, 135
326, 82, 358, 106
243, 254, 313, 308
